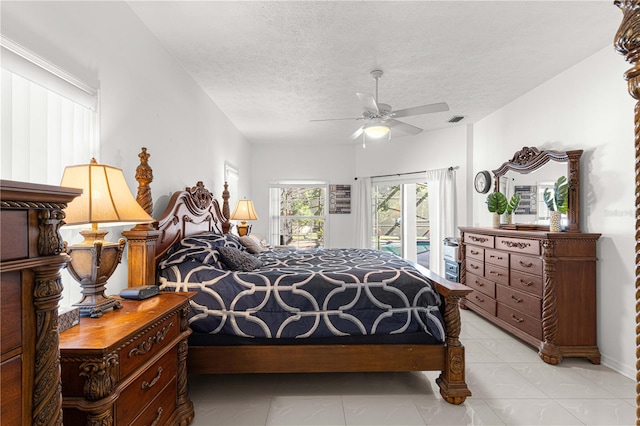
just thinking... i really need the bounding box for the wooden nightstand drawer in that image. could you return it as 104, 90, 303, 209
118, 346, 178, 424
120, 309, 179, 379
131, 377, 178, 426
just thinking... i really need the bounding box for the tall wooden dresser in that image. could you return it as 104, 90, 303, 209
0, 180, 81, 425
459, 226, 601, 365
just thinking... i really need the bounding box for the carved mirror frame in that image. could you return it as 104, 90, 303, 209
492, 146, 583, 233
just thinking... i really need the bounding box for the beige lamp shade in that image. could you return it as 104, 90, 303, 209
60, 158, 154, 226
230, 199, 259, 221
363, 123, 390, 138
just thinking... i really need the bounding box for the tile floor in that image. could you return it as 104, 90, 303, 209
188, 309, 636, 425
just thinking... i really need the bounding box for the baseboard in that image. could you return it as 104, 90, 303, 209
601, 353, 635, 380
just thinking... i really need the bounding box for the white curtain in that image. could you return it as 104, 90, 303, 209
425, 168, 456, 275
1, 41, 98, 185
353, 177, 372, 249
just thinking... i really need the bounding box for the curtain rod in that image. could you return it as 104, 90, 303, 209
355, 166, 458, 180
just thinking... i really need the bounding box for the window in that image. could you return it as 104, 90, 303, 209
269, 183, 327, 249
1, 37, 99, 185
372, 178, 430, 268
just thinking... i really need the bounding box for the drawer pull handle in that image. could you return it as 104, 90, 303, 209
142, 366, 163, 390
147, 407, 163, 426
502, 241, 531, 250
511, 314, 524, 323
469, 236, 488, 243
490, 255, 504, 260
475, 280, 484, 286
519, 279, 533, 287
475, 295, 485, 302
470, 264, 479, 269
519, 260, 533, 268
470, 250, 479, 255
489, 271, 503, 276
511, 295, 523, 303
128, 322, 175, 357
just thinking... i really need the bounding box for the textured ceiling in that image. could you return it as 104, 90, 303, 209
128, 1, 621, 146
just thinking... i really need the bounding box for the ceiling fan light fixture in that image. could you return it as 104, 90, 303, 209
363, 124, 390, 139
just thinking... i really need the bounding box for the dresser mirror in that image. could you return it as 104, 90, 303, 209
492, 146, 582, 232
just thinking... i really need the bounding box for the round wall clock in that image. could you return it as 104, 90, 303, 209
474, 170, 492, 194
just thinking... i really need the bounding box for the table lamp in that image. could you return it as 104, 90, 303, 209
60, 158, 154, 318
230, 199, 259, 236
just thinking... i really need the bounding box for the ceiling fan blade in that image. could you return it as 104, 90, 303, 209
310, 117, 361, 122
350, 126, 365, 140
393, 102, 449, 118
356, 92, 379, 114
387, 119, 423, 136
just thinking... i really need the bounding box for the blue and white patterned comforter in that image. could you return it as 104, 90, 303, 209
158, 233, 445, 342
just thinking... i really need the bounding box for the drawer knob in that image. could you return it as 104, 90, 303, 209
489, 270, 502, 276
471, 250, 479, 255
475, 295, 485, 303
511, 314, 524, 323
142, 366, 163, 390
511, 295, 523, 303
147, 407, 163, 426
520, 279, 533, 287
475, 280, 484, 286
471, 264, 479, 269
519, 260, 533, 268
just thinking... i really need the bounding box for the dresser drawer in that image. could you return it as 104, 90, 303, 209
465, 245, 484, 261
496, 237, 540, 256
466, 291, 496, 315
510, 270, 544, 297
1, 355, 22, 424
466, 259, 484, 277
497, 286, 541, 319
130, 377, 178, 426
485, 264, 509, 286
464, 233, 494, 249
497, 304, 542, 340
511, 254, 543, 276
118, 346, 177, 424
1, 271, 22, 355
485, 249, 508, 268
466, 272, 496, 298
0, 210, 29, 261
120, 310, 179, 380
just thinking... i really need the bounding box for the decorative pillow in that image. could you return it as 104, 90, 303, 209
177, 232, 246, 251
239, 235, 262, 254
216, 246, 263, 271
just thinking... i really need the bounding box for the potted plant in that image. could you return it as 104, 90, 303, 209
543, 176, 568, 232
487, 191, 507, 228
504, 193, 521, 225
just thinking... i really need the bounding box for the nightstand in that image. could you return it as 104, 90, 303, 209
59, 292, 195, 425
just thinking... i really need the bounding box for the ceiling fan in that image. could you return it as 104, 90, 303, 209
311, 70, 449, 146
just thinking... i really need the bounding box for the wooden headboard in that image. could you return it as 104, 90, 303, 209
154, 181, 230, 262
124, 148, 231, 287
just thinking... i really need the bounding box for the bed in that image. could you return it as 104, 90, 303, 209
127, 177, 472, 404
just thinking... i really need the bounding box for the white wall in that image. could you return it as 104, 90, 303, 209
1, 2, 252, 302
250, 143, 357, 248
473, 46, 636, 377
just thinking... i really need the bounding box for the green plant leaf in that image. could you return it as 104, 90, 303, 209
506, 193, 521, 214
554, 176, 569, 214
543, 188, 555, 211
487, 191, 508, 214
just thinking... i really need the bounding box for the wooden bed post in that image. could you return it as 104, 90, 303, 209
222, 181, 231, 234
122, 147, 160, 287
614, 1, 640, 423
